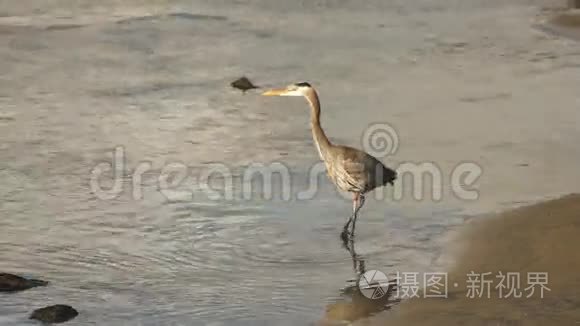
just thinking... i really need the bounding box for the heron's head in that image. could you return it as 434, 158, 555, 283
261, 82, 312, 97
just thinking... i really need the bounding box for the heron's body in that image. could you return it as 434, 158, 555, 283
263, 82, 397, 240
322, 145, 396, 194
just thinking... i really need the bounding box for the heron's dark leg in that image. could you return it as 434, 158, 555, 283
350, 194, 365, 236
341, 193, 359, 242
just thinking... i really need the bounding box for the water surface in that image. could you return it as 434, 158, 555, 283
1, 0, 580, 325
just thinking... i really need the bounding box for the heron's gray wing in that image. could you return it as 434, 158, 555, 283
334, 157, 368, 192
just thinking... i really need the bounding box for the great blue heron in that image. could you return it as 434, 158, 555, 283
262, 82, 397, 240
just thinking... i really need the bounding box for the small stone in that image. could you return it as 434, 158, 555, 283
29, 305, 79, 324
0, 273, 48, 292
230, 76, 259, 93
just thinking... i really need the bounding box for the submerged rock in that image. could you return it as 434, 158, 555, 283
29, 305, 78, 324
230, 76, 259, 93
0, 273, 48, 292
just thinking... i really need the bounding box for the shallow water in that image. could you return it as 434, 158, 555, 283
1, 0, 580, 325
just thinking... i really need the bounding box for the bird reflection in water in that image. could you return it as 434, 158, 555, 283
260, 82, 399, 323
319, 238, 399, 325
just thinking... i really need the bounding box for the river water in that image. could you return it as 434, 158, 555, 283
1, 0, 579, 325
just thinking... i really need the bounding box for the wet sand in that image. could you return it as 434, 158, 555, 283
362, 194, 580, 325
540, 8, 580, 41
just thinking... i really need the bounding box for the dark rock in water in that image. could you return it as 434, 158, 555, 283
0, 273, 48, 292
230, 76, 259, 93
167, 12, 227, 21
44, 24, 85, 31
30, 305, 78, 324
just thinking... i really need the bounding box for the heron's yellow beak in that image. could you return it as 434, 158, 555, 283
261, 88, 288, 96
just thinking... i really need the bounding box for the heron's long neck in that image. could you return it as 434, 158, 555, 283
305, 89, 332, 159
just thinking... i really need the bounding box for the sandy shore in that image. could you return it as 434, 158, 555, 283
320, 194, 580, 325
539, 8, 580, 41
386, 193, 580, 325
